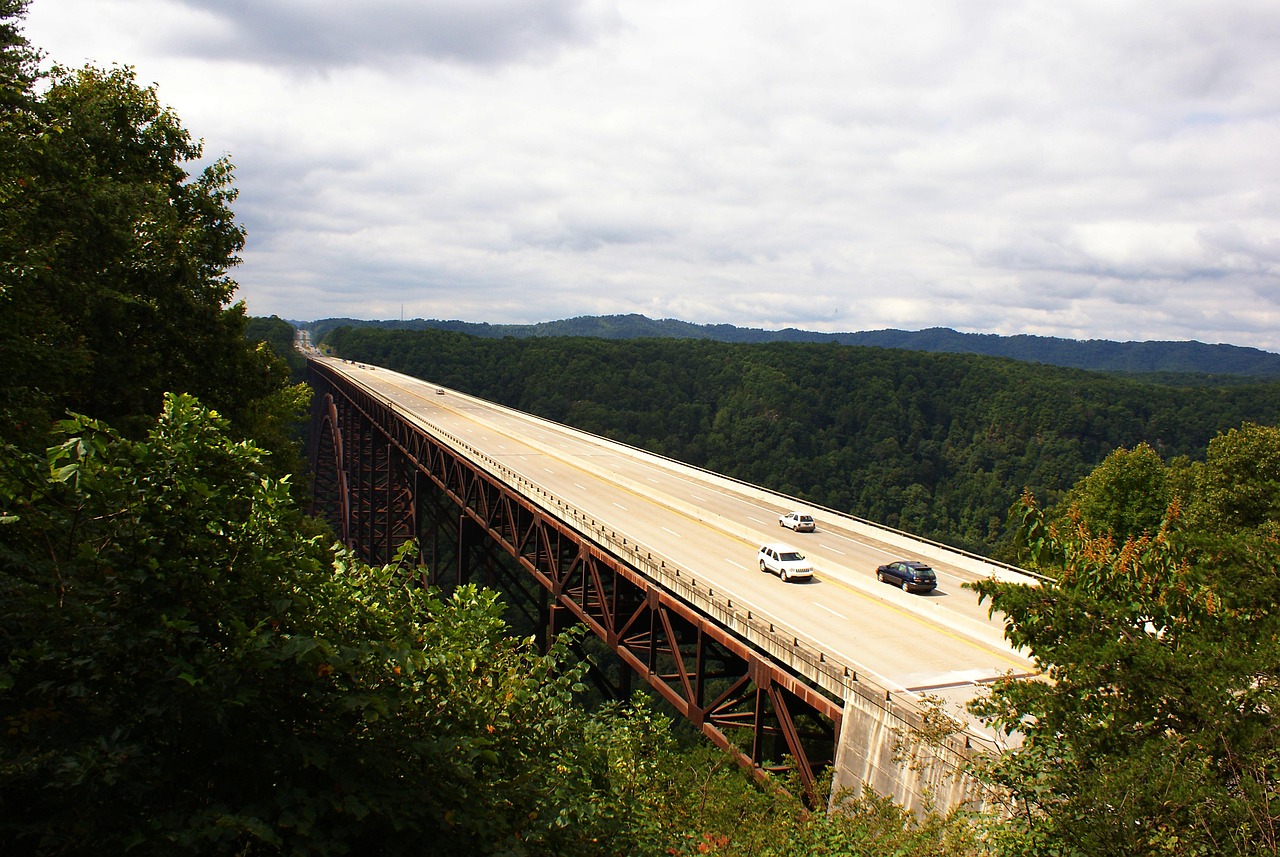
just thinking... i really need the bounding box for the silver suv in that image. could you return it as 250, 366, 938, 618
757, 544, 813, 582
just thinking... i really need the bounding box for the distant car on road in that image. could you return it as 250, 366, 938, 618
779, 511, 816, 532
757, 544, 814, 582
875, 560, 937, 593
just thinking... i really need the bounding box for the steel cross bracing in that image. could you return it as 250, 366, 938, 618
310, 391, 349, 546
308, 362, 843, 798
311, 380, 418, 565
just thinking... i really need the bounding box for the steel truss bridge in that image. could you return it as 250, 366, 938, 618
307, 354, 1038, 809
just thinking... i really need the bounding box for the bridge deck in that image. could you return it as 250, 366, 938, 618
315, 354, 1037, 742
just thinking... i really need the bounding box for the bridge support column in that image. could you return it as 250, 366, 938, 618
830, 686, 983, 815
309, 391, 350, 547
456, 514, 485, 587
547, 600, 573, 638
416, 485, 459, 588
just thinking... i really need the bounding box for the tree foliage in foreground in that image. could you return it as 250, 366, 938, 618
968, 426, 1280, 856
246, 314, 308, 380
0, 6, 298, 451
0, 395, 621, 854
0, 394, 979, 856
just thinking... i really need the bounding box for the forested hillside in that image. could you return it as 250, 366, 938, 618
307, 313, 1280, 378
323, 325, 1280, 556
246, 314, 307, 379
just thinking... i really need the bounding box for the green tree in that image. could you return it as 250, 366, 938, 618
968, 484, 1280, 855
0, 4, 293, 446
0, 0, 48, 441
1056, 441, 1170, 541
1184, 422, 1280, 538
0, 394, 656, 855
247, 314, 308, 379
0, 0, 36, 110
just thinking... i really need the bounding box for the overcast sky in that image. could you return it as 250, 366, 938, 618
22, 0, 1280, 349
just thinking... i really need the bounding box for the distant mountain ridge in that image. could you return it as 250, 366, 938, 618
303, 314, 1280, 378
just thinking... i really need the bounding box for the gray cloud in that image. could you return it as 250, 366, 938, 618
168, 0, 619, 68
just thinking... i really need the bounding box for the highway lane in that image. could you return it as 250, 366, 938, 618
317, 355, 1038, 720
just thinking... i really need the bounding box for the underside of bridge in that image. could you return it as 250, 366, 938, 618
308, 362, 845, 803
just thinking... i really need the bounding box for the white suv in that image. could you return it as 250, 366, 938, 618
757, 544, 814, 582
779, 511, 815, 532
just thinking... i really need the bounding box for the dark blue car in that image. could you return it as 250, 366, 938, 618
876, 560, 937, 593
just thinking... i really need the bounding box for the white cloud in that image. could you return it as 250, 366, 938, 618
20, 0, 1280, 350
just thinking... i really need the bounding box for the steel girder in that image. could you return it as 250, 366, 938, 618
309, 390, 350, 545
308, 363, 842, 799
311, 369, 418, 566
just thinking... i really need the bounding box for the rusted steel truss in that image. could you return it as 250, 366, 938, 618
309, 390, 349, 545
311, 380, 417, 565
308, 363, 842, 797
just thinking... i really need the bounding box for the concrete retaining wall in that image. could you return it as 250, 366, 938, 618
832, 682, 989, 814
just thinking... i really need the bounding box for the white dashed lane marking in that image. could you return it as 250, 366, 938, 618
814, 602, 849, 621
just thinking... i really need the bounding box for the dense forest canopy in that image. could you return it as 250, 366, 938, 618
322, 325, 1280, 556
306, 314, 1280, 378
246, 314, 307, 379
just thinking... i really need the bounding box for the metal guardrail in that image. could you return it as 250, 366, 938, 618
402, 397, 1006, 755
